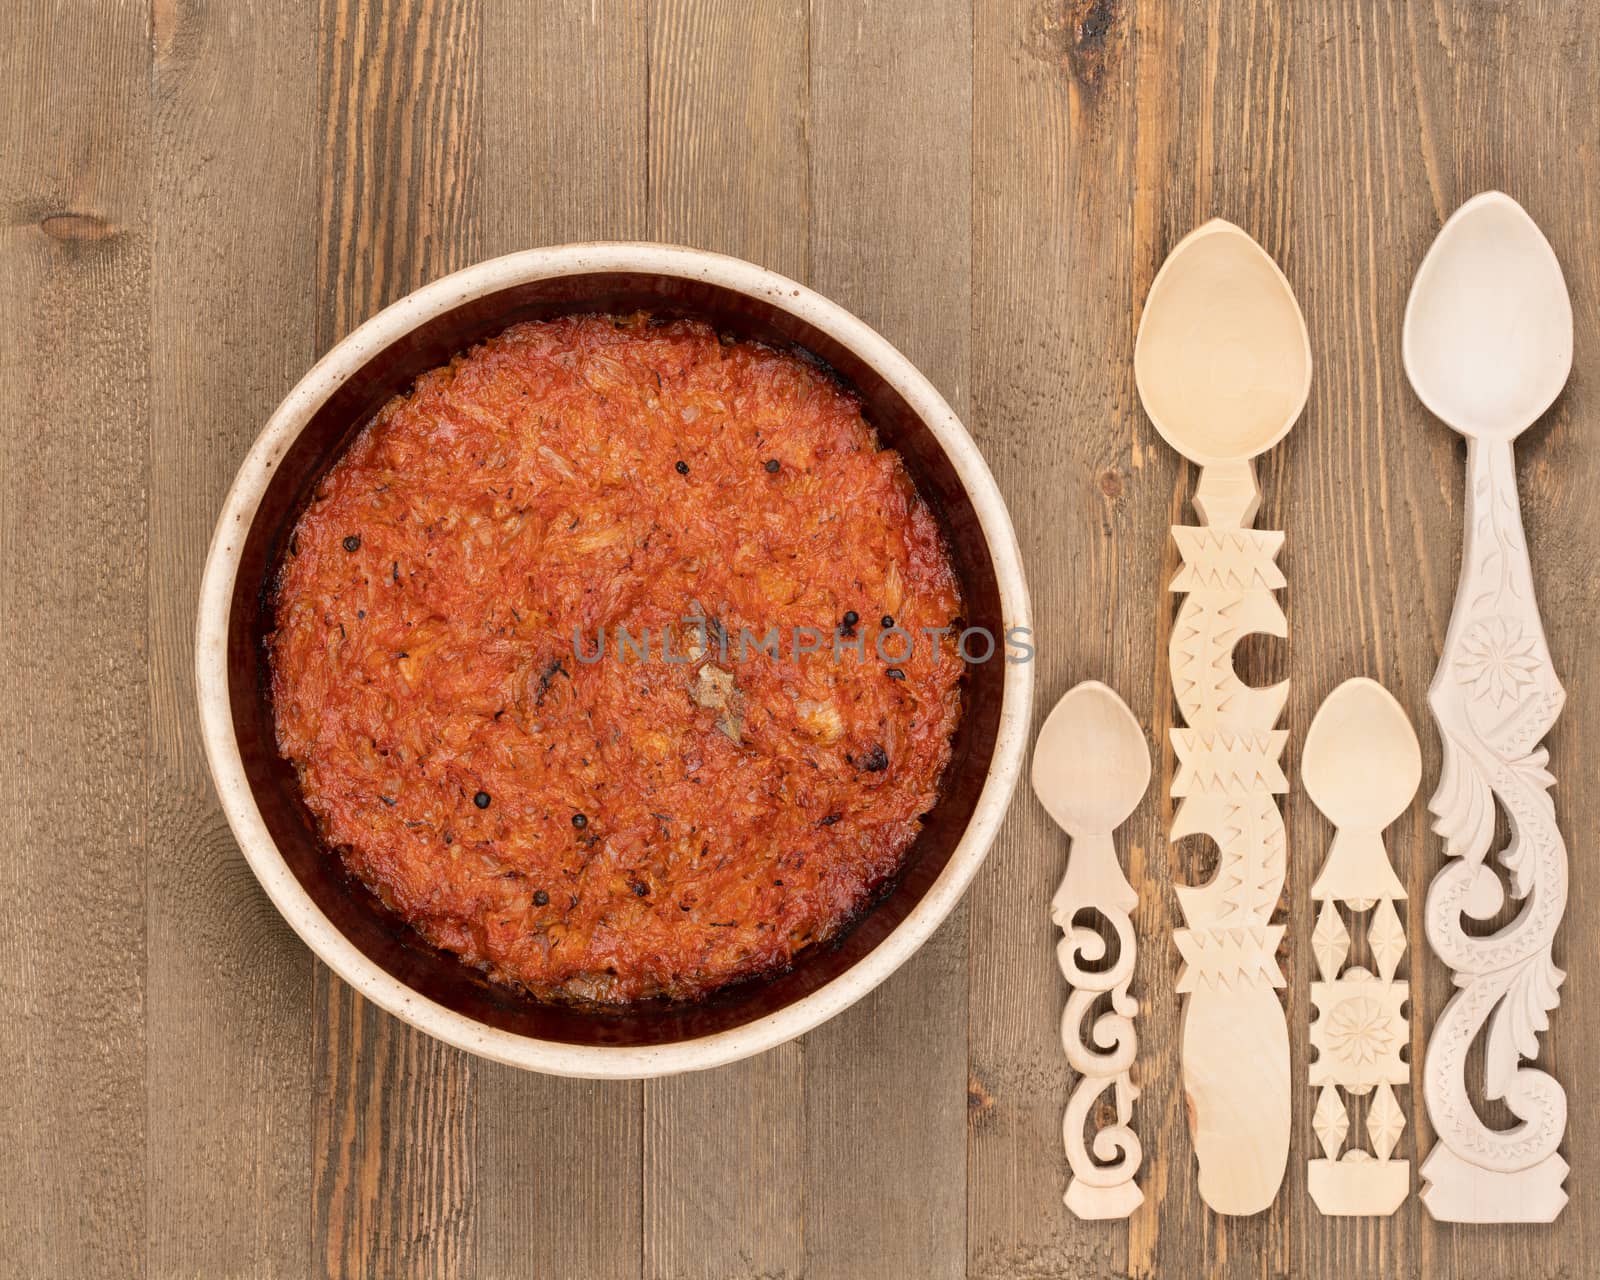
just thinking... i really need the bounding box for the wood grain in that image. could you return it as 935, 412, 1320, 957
969, 0, 1158, 1274
147, 1, 321, 1274
802, 3, 974, 1278
2, 1, 1599, 1276
476, 4, 648, 1277
480, 0, 647, 253
1397, 2, 1600, 1276
641, 3, 809, 1277
309, 3, 483, 1277
1138, 6, 1297, 1274
1288, 5, 1433, 1274
0, 3, 150, 1277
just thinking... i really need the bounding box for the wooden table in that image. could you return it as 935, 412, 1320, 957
4, 2, 1596, 1276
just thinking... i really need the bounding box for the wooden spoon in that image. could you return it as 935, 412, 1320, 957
1032, 680, 1151, 1219
1135, 219, 1308, 1216
1404, 191, 1572, 441
1301, 678, 1420, 1218
1135, 218, 1312, 526
1405, 191, 1571, 1224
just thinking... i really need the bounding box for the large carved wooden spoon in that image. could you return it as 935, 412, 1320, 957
1405, 191, 1571, 1223
1135, 219, 1309, 1216
1032, 680, 1151, 1219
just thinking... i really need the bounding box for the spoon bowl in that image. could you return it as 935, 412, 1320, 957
1031, 680, 1151, 838
1403, 191, 1573, 441
1302, 677, 1422, 833
1134, 219, 1313, 466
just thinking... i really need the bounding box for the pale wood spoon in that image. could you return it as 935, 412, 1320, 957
1032, 680, 1151, 1219
1134, 219, 1308, 1216
1301, 677, 1420, 1218
1405, 191, 1572, 1224
1135, 218, 1312, 526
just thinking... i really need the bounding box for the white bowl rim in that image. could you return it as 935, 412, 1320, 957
195, 242, 1033, 1079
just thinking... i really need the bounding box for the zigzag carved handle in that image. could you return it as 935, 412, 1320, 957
1168, 458, 1290, 1216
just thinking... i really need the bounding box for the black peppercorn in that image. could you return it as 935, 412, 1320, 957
571, 812, 588, 829
474, 791, 491, 809
764, 458, 780, 473
880, 614, 894, 628
886, 667, 906, 680
631, 880, 649, 897
842, 610, 859, 628
342, 534, 361, 552
533, 889, 550, 907
675, 460, 689, 475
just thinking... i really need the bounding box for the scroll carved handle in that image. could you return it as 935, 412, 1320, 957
1055, 831, 1144, 1220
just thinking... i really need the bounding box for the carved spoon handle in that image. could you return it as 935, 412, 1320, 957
1432, 436, 1561, 804
1055, 832, 1144, 1220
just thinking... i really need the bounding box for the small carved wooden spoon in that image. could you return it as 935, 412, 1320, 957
1302, 678, 1420, 1217
1032, 680, 1151, 1219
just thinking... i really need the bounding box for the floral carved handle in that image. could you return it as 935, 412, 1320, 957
1421, 435, 1570, 1223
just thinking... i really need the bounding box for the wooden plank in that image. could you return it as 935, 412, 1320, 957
309, 3, 484, 1276
474, 4, 649, 1278
481, 0, 648, 252
1127, 4, 1297, 1276
1285, 4, 1430, 1276
645, 1053, 806, 1280
145, 1, 321, 1274
640, 5, 810, 1271
1397, 1, 1600, 1276
968, 0, 1150, 1274
645, 0, 809, 270
1126, 5, 1299, 1273
0, 4, 150, 1277
802, 3, 973, 1276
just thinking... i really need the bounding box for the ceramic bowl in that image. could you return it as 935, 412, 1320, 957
195, 243, 1032, 1078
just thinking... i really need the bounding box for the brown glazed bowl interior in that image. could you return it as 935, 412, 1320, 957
197, 245, 1031, 1077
